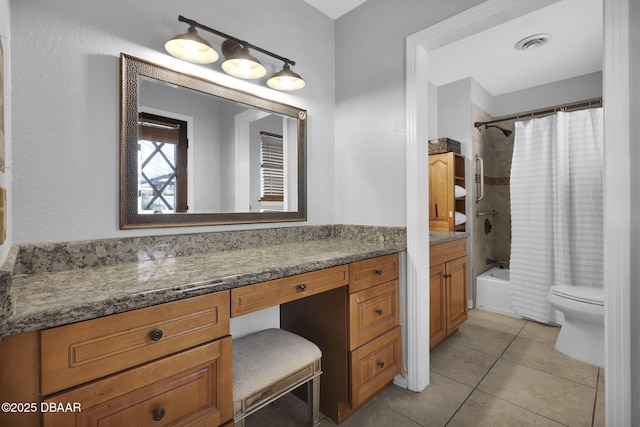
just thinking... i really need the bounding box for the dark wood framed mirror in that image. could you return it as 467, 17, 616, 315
120, 54, 307, 229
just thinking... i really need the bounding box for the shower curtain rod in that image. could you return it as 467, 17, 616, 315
474, 97, 602, 128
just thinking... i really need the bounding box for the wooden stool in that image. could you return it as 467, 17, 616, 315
232, 328, 322, 426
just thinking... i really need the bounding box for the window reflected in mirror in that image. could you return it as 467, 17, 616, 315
138, 113, 188, 213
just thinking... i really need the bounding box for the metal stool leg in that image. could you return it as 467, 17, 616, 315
307, 375, 320, 426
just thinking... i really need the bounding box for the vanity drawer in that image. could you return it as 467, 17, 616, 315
350, 326, 402, 408
349, 253, 399, 293
430, 238, 466, 266
231, 265, 348, 317
349, 280, 400, 350
41, 291, 230, 396
43, 337, 233, 427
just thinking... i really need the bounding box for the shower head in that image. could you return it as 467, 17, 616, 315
486, 125, 512, 137
474, 122, 513, 137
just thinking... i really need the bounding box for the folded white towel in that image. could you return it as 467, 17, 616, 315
454, 185, 467, 198
455, 211, 467, 226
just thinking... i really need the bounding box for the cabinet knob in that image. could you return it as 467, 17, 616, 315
153, 407, 165, 421
298, 283, 307, 292
377, 361, 385, 368
150, 329, 163, 342
376, 309, 383, 315
375, 269, 383, 276
443, 274, 452, 279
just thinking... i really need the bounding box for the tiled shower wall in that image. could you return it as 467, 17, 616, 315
471, 104, 515, 284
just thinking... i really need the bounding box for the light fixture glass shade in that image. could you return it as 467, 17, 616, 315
221, 42, 267, 79
165, 26, 219, 64
267, 63, 306, 91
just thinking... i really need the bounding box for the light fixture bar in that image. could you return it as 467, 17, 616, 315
177, 15, 296, 67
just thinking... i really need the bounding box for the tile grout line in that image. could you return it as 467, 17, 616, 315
590, 369, 601, 427
443, 320, 524, 426
468, 314, 598, 426
469, 316, 600, 389
499, 332, 601, 390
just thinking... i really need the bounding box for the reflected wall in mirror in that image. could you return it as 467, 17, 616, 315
120, 54, 307, 228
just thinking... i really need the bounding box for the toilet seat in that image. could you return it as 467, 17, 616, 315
550, 286, 604, 306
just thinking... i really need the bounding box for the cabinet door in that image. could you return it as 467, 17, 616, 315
446, 256, 468, 334
43, 337, 233, 427
429, 155, 453, 231
429, 263, 447, 349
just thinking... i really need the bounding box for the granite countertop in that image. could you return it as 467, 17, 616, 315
429, 231, 469, 245
0, 235, 405, 337
0, 226, 466, 338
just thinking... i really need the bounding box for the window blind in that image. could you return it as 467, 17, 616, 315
260, 132, 284, 202
138, 117, 180, 144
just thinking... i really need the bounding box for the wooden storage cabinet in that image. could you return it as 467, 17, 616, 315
430, 239, 468, 349
43, 337, 232, 427
39, 292, 233, 427
429, 152, 466, 232
281, 253, 402, 424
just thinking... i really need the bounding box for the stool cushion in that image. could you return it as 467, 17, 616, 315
233, 328, 322, 401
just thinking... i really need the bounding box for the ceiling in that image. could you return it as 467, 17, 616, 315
306, 0, 602, 97
426, 0, 603, 95
303, 0, 368, 20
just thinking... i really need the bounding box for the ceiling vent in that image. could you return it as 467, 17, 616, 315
515, 33, 552, 50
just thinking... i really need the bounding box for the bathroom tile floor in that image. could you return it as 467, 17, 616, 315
244, 309, 605, 427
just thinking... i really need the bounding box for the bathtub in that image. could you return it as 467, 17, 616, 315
475, 267, 518, 317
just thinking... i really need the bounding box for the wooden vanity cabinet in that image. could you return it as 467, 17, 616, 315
430, 239, 468, 349
0, 291, 233, 427
281, 253, 402, 424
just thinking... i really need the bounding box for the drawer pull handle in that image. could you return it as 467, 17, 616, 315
298, 283, 307, 292
375, 269, 383, 275
153, 407, 166, 421
376, 308, 383, 315
150, 329, 164, 342
377, 361, 385, 368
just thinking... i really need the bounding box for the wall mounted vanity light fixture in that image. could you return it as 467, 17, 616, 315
220, 39, 267, 79
165, 15, 306, 90
164, 24, 219, 63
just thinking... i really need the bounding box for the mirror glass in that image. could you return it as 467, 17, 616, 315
120, 54, 307, 228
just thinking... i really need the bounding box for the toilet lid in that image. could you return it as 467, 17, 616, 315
550, 286, 604, 306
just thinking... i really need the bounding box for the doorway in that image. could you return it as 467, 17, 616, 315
405, 0, 631, 424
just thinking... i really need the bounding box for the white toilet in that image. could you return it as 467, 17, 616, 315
547, 285, 604, 367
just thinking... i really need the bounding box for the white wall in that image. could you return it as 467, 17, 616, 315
437, 79, 472, 147
9, 0, 335, 244
334, 0, 485, 226
0, 0, 11, 263
629, 0, 640, 422
491, 71, 603, 116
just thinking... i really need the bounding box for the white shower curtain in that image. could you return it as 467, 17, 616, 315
509, 107, 604, 323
